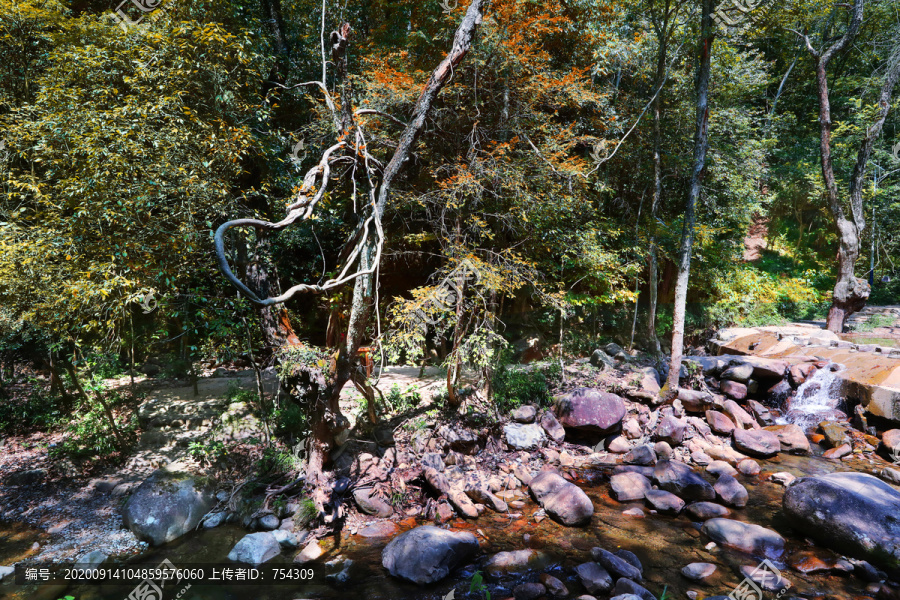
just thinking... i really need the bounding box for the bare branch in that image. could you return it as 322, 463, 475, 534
355, 109, 408, 128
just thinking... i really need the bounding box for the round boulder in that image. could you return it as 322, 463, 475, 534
381, 526, 479, 585
554, 388, 626, 435
121, 469, 216, 546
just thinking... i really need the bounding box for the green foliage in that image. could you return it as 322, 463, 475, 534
469, 570, 491, 600
51, 394, 137, 460
188, 439, 227, 467
385, 384, 422, 414
272, 403, 308, 437
0, 380, 64, 433
852, 314, 896, 333
491, 356, 561, 413
256, 446, 303, 476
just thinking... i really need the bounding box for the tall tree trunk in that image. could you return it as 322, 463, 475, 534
663, 0, 715, 398
246, 230, 301, 347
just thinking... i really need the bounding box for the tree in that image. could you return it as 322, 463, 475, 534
214, 0, 486, 505
664, 0, 716, 397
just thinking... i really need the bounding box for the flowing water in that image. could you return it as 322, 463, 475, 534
779, 364, 846, 431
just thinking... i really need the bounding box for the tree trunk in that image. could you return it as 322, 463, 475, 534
246, 230, 301, 347
663, 0, 715, 398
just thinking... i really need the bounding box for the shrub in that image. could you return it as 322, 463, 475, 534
491, 360, 561, 413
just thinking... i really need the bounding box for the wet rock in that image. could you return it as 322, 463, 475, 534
722, 363, 754, 383
723, 400, 757, 430
257, 514, 280, 530
701, 518, 785, 559
504, 423, 546, 450
737, 458, 760, 476
823, 444, 851, 459
652, 460, 715, 501
202, 511, 227, 529
555, 388, 626, 435
613, 578, 655, 600
623, 507, 645, 517
610, 472, 652, 502
465, 485, 508, 513
381, 526, 479, 585
592, 547, 643, 581
769, 379, 793, 404
356, 522, 398, 538
770, 472, 796, 486
682, 562, 716, 581
121, 469, 216, 546
484, 549, 552, 578
294, 540, 323, 563
819, 422, 850, 449
228, 532, 281, 566
706, 460, 737, 478
764, 424, 810, 455
655, 415, 687, 446
529, 470, 594, 526
540, 572, 569, 597
512, 405, 538, 423
575, 562, 613, 595
880, 467, 900, 485
624, 444, 657, 466
513, 582, 546, 600
733, 428, 780, 458
783, 472, 900, 572
615, 549, 643, 574
686, 501, 730, 520
714, 475, 748, 508
706, 410, 735, 435
738, 564, 791, 592
644, 489, 685, 515
747, 400, 774, 426
540, 411, 566, 443
721, 380, 748, 401
353, 487, 393, 518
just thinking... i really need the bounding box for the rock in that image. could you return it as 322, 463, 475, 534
640, 367, 661, 395
783, 472, 900, 571
610, 472, 652, 502
623, 507, 645, 517
738, 564, 791, 592
74, 550, 108, 571
605, 342, 625, 356
706, 410, 735, 435
721, 380, 748, 401
823, 443, 851, 459
465, 485, 508, 513
613, 578, 655, 600
880, 467, 900, 485
654, 441, 674, 460
714, 475, 748, 508
819, 422, 850, 448
381, 526, 479, 585
540, 572, 569, 597
592, 547, 642, 581
353, 487, 393, 518
723, 400, 757, 429
706, 460, 737, 478
644, 489, 685, 515
5, 468, 47, 486
513, 582, 546, 600
733, 428, 780, 458
228, 532, 281, 566
121, 469, 216, 546
678, 389, 714, 413
623, 418, 643, 439
484, 549, 552, 578
701, 518, 785, 559
737, 458, 760, 476
438, 425, 480, 454
270, 529, 301, 548
554, 388, 626, 435
686, 501, 731, 520
615, 549, 643, 574
610, 596, 642, 600
257, 514, 280, 530
202, 511, 227, 529
769, 379, 793, 404
504, 423, 546, 450
294, 540, 323, 563
882, 429, 900, 459
575, 562, 613, 595
682, 562, 716, 581
512, 405, 538, 423
591, 349, 615, 369
607, 436, 632, 453
421, 452, 445, 472
747, 400, 774, 426
655, 415, 686, 446
652, 460, 715, 501
540, 411, 566, 443
624, 444, 657, 466
770, 472, 796, 486
448, 489, 480, 518
722, 363, 755, 383
0, 566, 14, 582
529, 470, 594, 526
764, 424, 810, 455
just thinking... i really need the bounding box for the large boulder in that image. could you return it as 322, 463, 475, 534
732, 428, 780, 458
228, 532, 281, 566
764, 424, 810, 455
705, 410, 735, 435
610, 472, 652, 502
529, 471, 594, 526
121, 469, 216, 546
652, 460, 715, 501
701, 518, 785, 559
783, 472, 900, 572
554, 388, 626, 435
381, 526, 479, 585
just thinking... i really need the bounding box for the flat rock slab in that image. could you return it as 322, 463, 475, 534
733, 428, 781, 458
701, 518, 785, 559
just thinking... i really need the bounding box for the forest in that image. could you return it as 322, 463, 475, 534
2, 0, 900, 598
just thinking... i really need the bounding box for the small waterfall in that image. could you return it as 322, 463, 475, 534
779, 363, 846, 431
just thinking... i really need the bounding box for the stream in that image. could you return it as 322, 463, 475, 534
0, 449, 883, 600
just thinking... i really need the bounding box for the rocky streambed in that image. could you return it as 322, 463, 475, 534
3, 338, 900, 600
